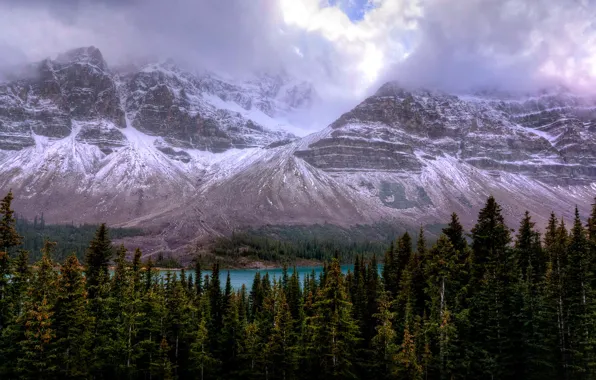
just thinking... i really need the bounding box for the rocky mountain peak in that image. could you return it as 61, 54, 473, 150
55, 46, 108, 71
298, 80, 596, 185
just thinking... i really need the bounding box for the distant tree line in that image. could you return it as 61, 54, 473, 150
210, 231, 388, 265
13, 212, 142, 263
0, 190, 596, 379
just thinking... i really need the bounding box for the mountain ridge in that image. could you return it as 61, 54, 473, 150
0, 47, 595, 257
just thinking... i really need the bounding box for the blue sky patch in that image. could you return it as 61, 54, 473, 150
327, 0, 376, 22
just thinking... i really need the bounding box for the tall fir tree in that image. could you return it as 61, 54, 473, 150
85, 224, 113, 300
0, 190, 22, 252
306, 258, 360, 379
565, 207, 595, 378
53, 254, 92, 378
16, 240, 59, 378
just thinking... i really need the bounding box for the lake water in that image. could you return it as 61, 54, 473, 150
158, 265, 357, 289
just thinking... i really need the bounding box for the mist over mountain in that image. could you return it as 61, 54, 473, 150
0, 0, 595, 256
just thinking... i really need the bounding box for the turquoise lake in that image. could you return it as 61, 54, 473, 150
157, 265, 358, 289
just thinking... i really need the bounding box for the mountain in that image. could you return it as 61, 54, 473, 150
0, 47, 595, 256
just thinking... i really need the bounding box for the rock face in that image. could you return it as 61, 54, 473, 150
296, 83, 596, 185
0, 48, 595, 256
0, 46, 126, 151
0, 48, 300, 155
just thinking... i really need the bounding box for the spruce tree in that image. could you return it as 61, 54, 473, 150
566, 207, 595, 377
306, 258, 360, 379
16, 240, 58, 378
85, 224, 113, 300
371, 291, 398, 379
53, 254, 92, 378
0, 190, 22, 252
190, 301, 218, 380
516, 211, 545, 281
424, 235, 462, 379
265, 283, 297, 379
0, 190, 22, 335
469, 196, 516, 378
442, 212, 467, 254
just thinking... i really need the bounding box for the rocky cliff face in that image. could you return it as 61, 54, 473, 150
296, 83, 596, 184
0, 48, 594, 256
0, 47, 303, 155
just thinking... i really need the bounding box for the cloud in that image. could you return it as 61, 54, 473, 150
0, 0, 595, 132
389, 0, 596, 93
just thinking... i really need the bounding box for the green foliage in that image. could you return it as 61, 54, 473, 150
14, 214, 142, 262
1, 190, 596, 379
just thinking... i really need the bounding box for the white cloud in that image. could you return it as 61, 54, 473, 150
1, 0, 596, 132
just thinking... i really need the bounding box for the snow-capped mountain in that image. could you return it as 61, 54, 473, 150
0, 47, 595, 254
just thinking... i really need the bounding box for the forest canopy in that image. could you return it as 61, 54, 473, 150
0, 190, 596, 379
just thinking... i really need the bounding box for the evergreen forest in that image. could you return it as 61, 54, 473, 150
1, 189, 596, 379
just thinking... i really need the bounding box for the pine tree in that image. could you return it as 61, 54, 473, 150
85, 224, 113, 300
164, 272, 194, 378
266, 283, 297, 380
566, 207, 595, 377
190, 316, 218, 380
220, 291, 241, 377
53, 254, 92, 378
152, 336, 175, 380
469, 196, 516, 378
516, 211, 546, 281
305, 258, 360, 379
371, 291, 398, 378
16, 240, 58, 378
0, 250, 31, 377
286, 268, 302, 322
443, 212, 467, 254
0, 190, 22, 252
239, 321, 263, 379
0, 190, 22, 335
424, 235, 462, 379
137, 262, 167, 378
194, 260, 203, 296
588, 197, 596, 243
209, 262, 223, 330
512, 213, 555, 379
365, 255, 380, 345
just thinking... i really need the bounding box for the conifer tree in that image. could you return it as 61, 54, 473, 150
588, 198, 596, 243
209, 262, 223, 330
469, 196, 516, 378
137, 263, 167, 378
0, 190, 22, 334
566, 207, 595, 377
0, 190, 22, 253
152, 336, 175, 380
164, 273, 194, 378
516, 211, 545, 281
306, 258, 360, 379
239, 321, 263, 379
53, 254, 91, 378
442, 212, 467, 254
190, 314, 218, 380
16, 240, 58, 378
365, 255, 380, 344
424, 235, 461, 379
85, 224, 113, 300
194, 260, 203, 296
286, 268, 302, 322
371, 291, 398, 378
0, 250, 30, 377
220, 291, 241, 377
266, 283, 297, 380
